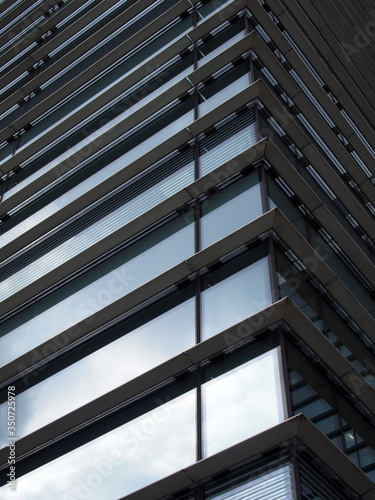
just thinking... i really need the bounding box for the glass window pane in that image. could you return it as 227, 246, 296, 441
293, 395, 332, 419
199, 73, 248, 116
267, 173, 308, 240
0, 149, 195, 294
276, 249, 323, 330
0, 390, 196, 499
199, 108, 257, 177
314, 414, 341, 435
198, 57, 250, 117
1, 146, 194, 249
288, 361, 344, 452
201, 255, 272, 341
358, 445, 375, 468
198, 0, 233, 19
201, 171, 262, 249
2, 0, 186, 113
18, 50, 195, 154
311, 226, 375, 318
5, 96, 194, 204
0, 215, 194, 366
203, 348, 284, 456
0, 292, 195, 445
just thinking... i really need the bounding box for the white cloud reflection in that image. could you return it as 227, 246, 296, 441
0, 220, 194, 367
201, 171, 262, 250
0, 390, 196, 500
0, 299, 195, 448
202, 258, 272, 340
0, 348, 284, 499
203, 349, 283, 456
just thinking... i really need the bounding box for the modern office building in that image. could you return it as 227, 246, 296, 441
0, 0, 375, 498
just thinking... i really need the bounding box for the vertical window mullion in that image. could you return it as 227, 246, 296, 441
259, 162, 270, 213
290, 438, 304, 500
196, 362, 203, 462
334, 388, 349, 455
278, 330, 294, 420
267, 236, 281, 303
244, 10, 254, 86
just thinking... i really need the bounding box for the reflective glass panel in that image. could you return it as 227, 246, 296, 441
276, 246, 375, 385
0, 292, 195, 445
4, 99, 194, 203
276, 249, 323, 329
197, 13, 245, 65
2, 11, 194, 198
203, 348, 284, 456
0, 146, 194, 249
201, 171, 262, 249
266, 172, 308, 240
17, 48, 194, 154
198, 0, 233, 19
310, 226, 375, 318
199, 108, 257, 177
201, 253, 272, 340
0, 214, 194, 366
0, 390, 196, 499
0, 150, 195, 298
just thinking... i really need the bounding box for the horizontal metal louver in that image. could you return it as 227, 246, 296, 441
0, 149, 194, 300
0, 108, 256, 299
206, 465, 294, 500
299, 456, 354, 500
200, 107, 256, 176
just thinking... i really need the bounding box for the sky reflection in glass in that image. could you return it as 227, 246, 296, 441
201, 171, 262, 249
203, 349, 284, 456
202, 257, 272, 340
0, 217, 194, 366
0, 298, 195, 446
0, 391, 196, 500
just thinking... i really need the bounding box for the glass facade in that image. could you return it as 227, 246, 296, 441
0, 0, 375, 499
202, 348, 283, 456
0, 341, 283, 499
